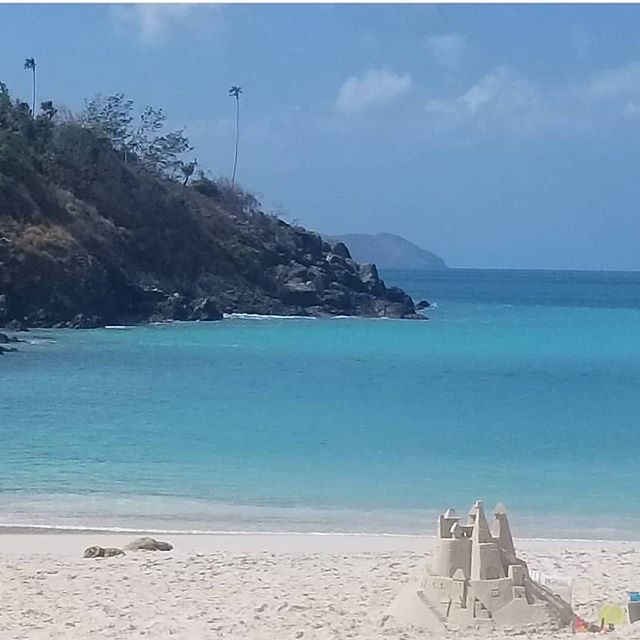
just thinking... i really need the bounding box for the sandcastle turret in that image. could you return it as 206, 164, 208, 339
432, 507, 471, 578
388, 499, 574, 631
470, 500, 505, 580
492, 501, 516, 558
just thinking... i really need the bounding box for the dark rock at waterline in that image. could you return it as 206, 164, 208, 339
416, 299, 431, 310
0, 332, 21, 344
155, 292, 189, 321
70, 314, 103, 329
148, 294, 223, 323
0, 345, 18, 354
188, 297, 223, 321
385, 286, 415, 308
4, 319, 29, 332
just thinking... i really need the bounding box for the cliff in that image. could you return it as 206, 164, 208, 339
0, 93, 420, 328
331, 233, 447, 270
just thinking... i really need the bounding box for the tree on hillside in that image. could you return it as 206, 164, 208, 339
0, 81, 194, 190
40, 100, 57, 120
81, 94, 192, 179
23, 58, 36, 116
82, 93, 134, 158
228, 85, 242, 187
0, 81, 55, 171
132, 106, 192, 178
181, 160, 196, 187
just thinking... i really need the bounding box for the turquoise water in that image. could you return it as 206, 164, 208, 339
2, 269, 640, 539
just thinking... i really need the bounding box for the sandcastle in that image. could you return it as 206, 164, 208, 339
389, 500, 574, 630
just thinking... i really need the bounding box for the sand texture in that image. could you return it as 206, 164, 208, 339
0, 534, 639, 639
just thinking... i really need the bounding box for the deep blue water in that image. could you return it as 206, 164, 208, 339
1, 269, 640, 539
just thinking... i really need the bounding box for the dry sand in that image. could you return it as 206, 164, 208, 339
1, 533, 639, 639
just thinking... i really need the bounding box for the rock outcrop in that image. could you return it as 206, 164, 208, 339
0, 81, 427, 328
0, 142, 422, 327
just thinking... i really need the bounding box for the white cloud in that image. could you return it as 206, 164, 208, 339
422, 59, 640, 137
460, 66, 538, 117
426, 66, 546, 133
335, 69, 412, 114
587, 62, 640, 99
425, 34, 467, 69
113, 4, 199, 45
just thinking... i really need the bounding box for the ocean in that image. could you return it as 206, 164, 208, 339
2, 269, 640, 540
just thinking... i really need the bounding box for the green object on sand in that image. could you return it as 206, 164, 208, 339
598, 603, 626, 626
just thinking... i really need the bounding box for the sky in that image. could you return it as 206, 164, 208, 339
1, 3, 640, 269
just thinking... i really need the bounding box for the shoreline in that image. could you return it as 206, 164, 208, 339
0, 527, 640, 553
3, 515, 640, 543
1, 312, 425, 336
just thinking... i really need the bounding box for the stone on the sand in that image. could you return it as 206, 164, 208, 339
83, 546, 125, 558
125, 536, 173, 551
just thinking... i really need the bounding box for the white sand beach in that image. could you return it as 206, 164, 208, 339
1, 533, 639, 639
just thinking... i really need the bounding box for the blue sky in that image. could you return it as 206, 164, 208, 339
2, 3, 640, 269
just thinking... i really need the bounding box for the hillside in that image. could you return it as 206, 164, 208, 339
331, 233, 447, 270
0, 86, 420, 328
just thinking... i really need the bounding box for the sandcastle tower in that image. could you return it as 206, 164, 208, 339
388, 500, 574, 630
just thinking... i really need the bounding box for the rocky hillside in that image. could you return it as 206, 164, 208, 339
0, 89, 420, 328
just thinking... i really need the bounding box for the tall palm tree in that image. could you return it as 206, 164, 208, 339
24, 57, 36, 116
228, 85, 242, 187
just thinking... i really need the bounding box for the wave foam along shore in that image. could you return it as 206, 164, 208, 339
0, 533, 639, 639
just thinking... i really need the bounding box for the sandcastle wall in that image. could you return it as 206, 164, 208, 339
432, 538, 471, 578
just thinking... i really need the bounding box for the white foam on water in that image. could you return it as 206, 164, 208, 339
3, 492, 640, 542
224, 313, 316, 320
0, 521, 424, 538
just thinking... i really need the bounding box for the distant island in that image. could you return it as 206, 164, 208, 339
330, 233, 447, 270
0, 84, 422, 329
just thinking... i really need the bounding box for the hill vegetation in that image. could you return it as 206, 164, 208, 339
0, 82, 420, 328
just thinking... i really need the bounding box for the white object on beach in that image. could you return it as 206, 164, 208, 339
389, 500, 574, 630
529, 570, 574, 605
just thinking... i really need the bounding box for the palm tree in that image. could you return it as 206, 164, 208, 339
24, 57, 36, 116
228, 85, 242, 187
181, 161, 196, 187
